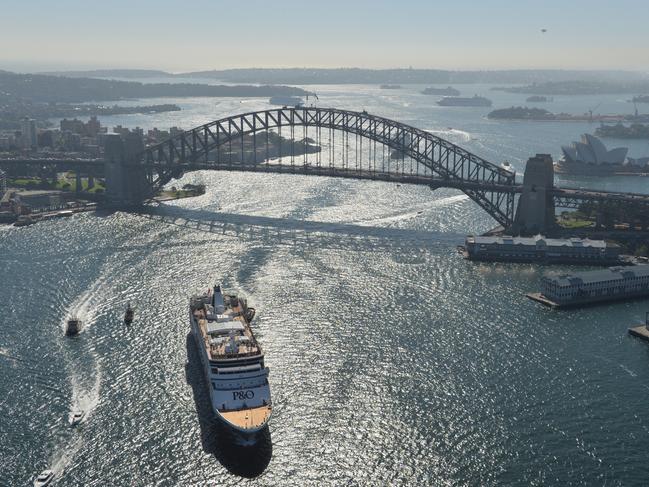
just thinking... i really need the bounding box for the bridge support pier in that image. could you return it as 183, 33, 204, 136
510, 154, 556, 235
104, 134, 150, 207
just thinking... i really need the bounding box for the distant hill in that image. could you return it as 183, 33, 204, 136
42, 69, 173, 78
178, 68, 647, 85
39, 67, 648, 86
495, 80, 649, 95
0, 70, 310, 103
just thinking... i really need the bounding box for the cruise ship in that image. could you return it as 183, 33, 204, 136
189, 284, 271, 443
527, 264, 649, 308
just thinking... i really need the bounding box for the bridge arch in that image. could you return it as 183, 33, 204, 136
137, 107, 517, 226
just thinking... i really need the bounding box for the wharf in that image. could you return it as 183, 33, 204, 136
628, 312, 649, 341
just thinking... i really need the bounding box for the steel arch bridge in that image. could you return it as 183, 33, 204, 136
136, 107, 518, 226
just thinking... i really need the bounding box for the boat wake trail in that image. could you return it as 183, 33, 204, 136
426, 128, 472, 143
59, 276, 112, 334
348, 194, 469, 226
48, 436, 83, 480
69, 354, 102, 424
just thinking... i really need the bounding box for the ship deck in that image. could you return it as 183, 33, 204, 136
220, 405, 272, 430
193, 296, 260, 360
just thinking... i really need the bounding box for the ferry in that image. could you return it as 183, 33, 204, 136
189, 284, 271, 444
124, 303, 134, 324
65, 316, 82, 336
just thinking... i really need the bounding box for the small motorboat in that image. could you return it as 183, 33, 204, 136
500, 160, 516, 175
124, 303, 134, 324
33, 469, 54, 487
65, 317, 82, 336
69, 410, 85, 427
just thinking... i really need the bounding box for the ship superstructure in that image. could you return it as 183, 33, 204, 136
189, 284, 271, 441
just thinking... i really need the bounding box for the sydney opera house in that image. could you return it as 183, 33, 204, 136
556, 134, 648, 175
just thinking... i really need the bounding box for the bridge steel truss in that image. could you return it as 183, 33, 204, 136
553, 188, 649, 218
138, 107, 517, 227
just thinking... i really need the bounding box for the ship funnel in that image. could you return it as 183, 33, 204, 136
213, 283, 225, 313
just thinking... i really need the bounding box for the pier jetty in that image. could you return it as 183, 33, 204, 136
628, 312, 649, 341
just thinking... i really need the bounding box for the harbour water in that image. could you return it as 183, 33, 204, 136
3, 83, 649, 485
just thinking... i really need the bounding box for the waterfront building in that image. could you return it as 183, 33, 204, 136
554, 134, 648, 175
0, 169, 6, 197
538, 265, 649, 307
561, 134, 627, 165
463, 235, 620, 264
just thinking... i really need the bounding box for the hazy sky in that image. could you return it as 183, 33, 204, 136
1, 0, 648, 72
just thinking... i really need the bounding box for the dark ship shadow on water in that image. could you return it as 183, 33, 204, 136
184, 333, 272, 478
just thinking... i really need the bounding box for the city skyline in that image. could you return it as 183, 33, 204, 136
2, 0, 649, 73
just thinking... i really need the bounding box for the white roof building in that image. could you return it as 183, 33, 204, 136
561, 134, 627, 165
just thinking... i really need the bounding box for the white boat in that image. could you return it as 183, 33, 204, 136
34, 470, 54, 487
189, 284, 271, 444
69, 410, 85, 426
500, 161, 516, 175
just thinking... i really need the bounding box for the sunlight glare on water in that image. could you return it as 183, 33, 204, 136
2, 84, 649, 486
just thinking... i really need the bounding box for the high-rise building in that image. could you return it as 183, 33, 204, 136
0, 169, 6, 198
60, 118, 85, 134
21, 118, 37, 149
86, 116, 101, 137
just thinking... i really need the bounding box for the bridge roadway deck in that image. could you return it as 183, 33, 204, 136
4, 157, 649, 207
141, 162, 649, 206
141, 162, 523, 193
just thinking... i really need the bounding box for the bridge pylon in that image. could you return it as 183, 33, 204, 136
510, 154, 556, 235
104, 134, 150, 207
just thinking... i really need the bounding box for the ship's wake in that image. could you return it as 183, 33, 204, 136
48, 436, 83, 480
68, 354, 102, 424
347, 194, 468, 226
59, 275, 113, 334
426, 127, 472, 143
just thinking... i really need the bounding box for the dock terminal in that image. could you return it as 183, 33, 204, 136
526, 265, 649, 309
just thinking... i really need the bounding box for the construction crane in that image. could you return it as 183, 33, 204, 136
588, 102, 602, 122
305, 92, 319, 107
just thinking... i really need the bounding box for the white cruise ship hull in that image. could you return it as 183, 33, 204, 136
189, 308, 272, 444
